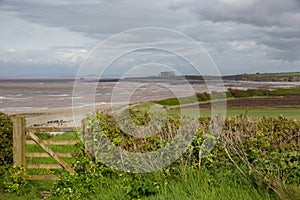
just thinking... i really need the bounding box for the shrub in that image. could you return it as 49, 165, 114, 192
0, 112, 13, 166
196, 92, 211, 101
52, 172, 104, 200
2, 166, 28, 194
53, 113, 300, 199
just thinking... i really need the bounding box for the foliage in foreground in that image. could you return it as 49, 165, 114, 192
0, 112, 13, 166
1, 112, 299, 199
51, 112, 300, 200
2, 166, 28, 195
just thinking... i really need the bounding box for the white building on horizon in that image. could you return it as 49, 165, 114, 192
160, 71, 175, 77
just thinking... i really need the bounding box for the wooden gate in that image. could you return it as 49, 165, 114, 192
13, 115, 87, 180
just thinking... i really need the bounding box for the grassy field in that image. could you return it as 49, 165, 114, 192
150, 87, 300, 120
167, 107, 300, 119
251, 72, 300, 77
153, 87, 300, 107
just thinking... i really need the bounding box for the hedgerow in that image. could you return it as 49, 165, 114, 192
0, 112, 13, 166
52, 112, 300, 199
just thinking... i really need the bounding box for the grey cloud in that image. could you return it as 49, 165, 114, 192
170, 0, 300, 28
170, 0, 300, 62
0, 61, 78, 77
1, 0, 181, 36
0, 0, 299, 77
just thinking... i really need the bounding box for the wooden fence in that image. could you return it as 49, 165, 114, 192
12, 115, 88, 180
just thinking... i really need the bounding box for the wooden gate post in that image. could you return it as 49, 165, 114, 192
81, 118, 88, 154
13, 115, 26, 166
81, 118, 87, 143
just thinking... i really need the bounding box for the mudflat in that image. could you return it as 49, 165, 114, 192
1, 78, 300, 126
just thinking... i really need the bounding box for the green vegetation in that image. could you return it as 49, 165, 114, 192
147, 168, 275, 200
0, 128, 78, 199
252, 72, 300, 77
154, 87, 300, 107
53, 113, 299, 199
0, 113, 13, 166
167, 107, 300, 119
1, 109, 300, 199
2, 166, 28, 195
153, 92, 211, 106
224, 72, 300, 82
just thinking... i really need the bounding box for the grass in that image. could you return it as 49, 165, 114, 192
26, 132, 76, 164
269, 87, 300, 96
88, 168, 277, 200
132, 101, 300, 119
1, 95, 300, 199
149, 87, 300, 120
251, 72, 300, 77
26, 144, 75, 154
1, 167, 276, 200
146, 169, 277, 200
0, 131, 79, 199
167, 107, 300, 119
153, 87, 300, 107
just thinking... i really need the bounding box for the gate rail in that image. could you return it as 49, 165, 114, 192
13, 115, 87, 180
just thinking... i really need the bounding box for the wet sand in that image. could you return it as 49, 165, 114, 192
5, 104, 110, 127
1, 79, 300, 126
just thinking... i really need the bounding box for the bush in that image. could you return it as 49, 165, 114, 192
196, 92, 211, 101
52, 172, 104, 200
52, 113, 300, 199
3, 166, 28, 194
0, 112, 13, 166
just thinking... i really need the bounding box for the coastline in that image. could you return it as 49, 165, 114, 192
2, 79, 300, 127
3, 104, 110, 127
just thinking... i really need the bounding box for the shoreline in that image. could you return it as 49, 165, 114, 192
3, 95, 300, 127
3, 104, 110, 127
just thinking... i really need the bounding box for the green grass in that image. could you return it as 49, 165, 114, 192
251, 72, 300, 77
2, 167, 274, 200
26, 144, 75, 154
1, 107, 299, 199
0, 132, 78, 200
153, 96, 198, 106
269, 87, 300, 96
167, 107, 300, 119
153, 87, 300, 107
26, 132, 77, 165
26, 132, 76, 153
25, 132, 77, 176
83, 168, 278, 200
146, 169, 276, 200
0, 181, 54, 200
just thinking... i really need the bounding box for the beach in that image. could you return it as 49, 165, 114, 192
1, 78, 300, 126
3, 105, 110, 127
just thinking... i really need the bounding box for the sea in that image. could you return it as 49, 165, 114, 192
1, 78, 300, 112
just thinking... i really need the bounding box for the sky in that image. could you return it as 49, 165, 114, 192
0, 0, 300, 77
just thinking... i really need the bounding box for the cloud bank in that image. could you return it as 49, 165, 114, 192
0, 0, 299, 77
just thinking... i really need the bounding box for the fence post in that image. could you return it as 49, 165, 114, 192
13, 115, 26, 167
81, 118, 87, 144
81, 118, 88, 155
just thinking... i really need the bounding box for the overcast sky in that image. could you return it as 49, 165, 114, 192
0, 0, 300, 77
